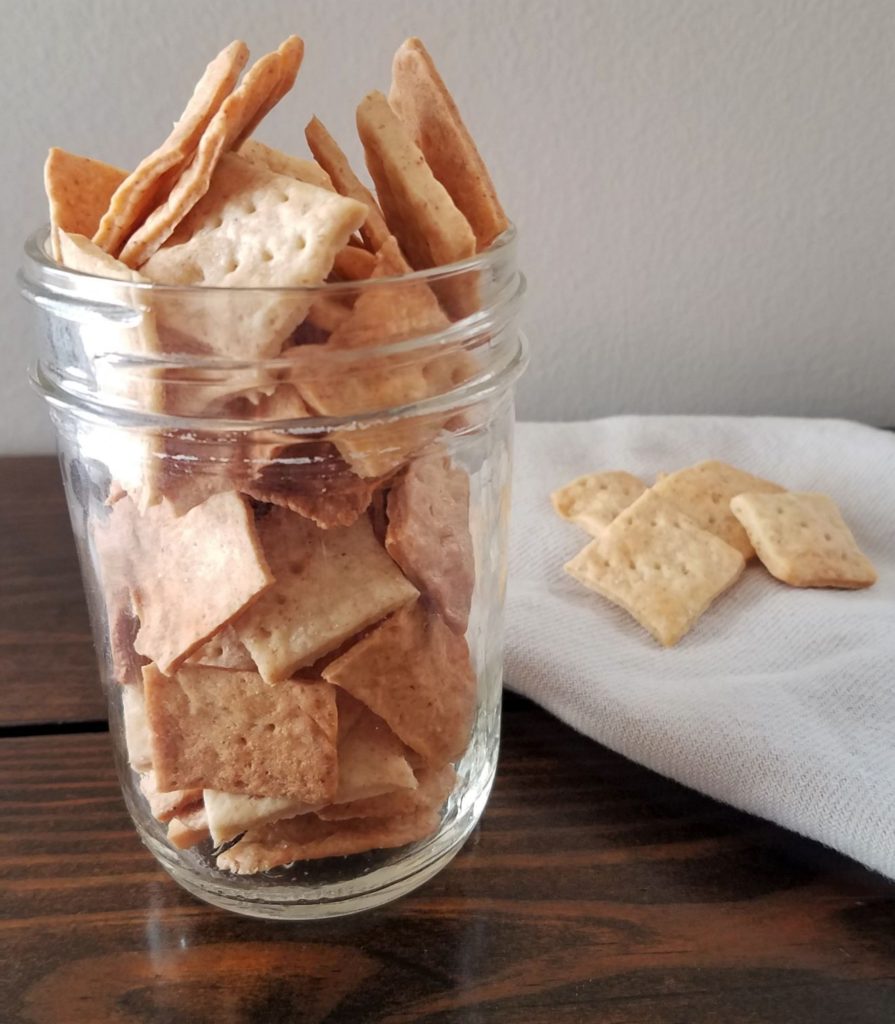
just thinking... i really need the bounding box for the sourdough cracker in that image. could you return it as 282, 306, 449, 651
389, 38, 509, 249
144, 664, 338, 801
204, 789, 314, 846
94, 40, 249, 256
238, 138, 333, 190
233, 35, 305, 148
318, 763, 453, 822
551, 471, 647, 537
385, 454, 475, 633
234, 507, 417, 682
730, 491, 877, 588
322, 601, 476, 764
186, 625, 256, 671
44, 149, 127, 260
122, 683, 153, 772
139, 771, 203, 823
332, 245, 377, 281
334, 695, 418, 805
168, 806, 211, 850
653, 460, 784, 559
565, 490, 745, 646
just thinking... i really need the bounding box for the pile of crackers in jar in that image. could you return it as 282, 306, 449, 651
45, 35, 509, 873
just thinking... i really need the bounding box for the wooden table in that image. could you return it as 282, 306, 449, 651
2, 456, 894, 1024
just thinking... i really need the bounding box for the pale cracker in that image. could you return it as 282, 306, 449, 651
730, 491, 877, 588
216, 806, 439, 874
144, 664, 338, 801
356, 90, 476, 273
386, 454, 475, 633
305, 115, 391, 251
122, 683, 153, 772
234, 507, 418, 682
322, 600, 476, 765
204, 789, 314, 846
94, 40, 249, 256
551, 471, 647, 537
318, 763, 453, 822
124, 491, 273, 673
238, 138, 333, 191
44, 149, 127, 260
139, 771, 202, 823
168, 806, 211, 850
653, 460, 784, 559
140, 153, 366, 359
565, 489, 745, 647
389, 38, 509, 249
186, 625, 256, 671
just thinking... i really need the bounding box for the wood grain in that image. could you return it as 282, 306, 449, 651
2, 717, 894, 1024
0, 457, 105, 727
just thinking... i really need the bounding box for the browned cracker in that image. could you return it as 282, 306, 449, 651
140, 153, 366, 359
333, 694, 418, 805
386, 454, 475, 633
653, 460, 784, 559
186, 625, 256, 671
322, 600, 476, 765
139, 771, 203, 823
389, 38, 509, 250
319, 763, 454, 822
730, 491, 877, 588
144, 664, 338, 801
305, 116, 391, 251
565, 489, 745, 646
234, 506, 418, 683
551, 471, 647, 537
238, 138, 333, 190
232, 35, 305, 149
44, 149, 127, 260
357, 91, 476, 274
168, 806, 211, 850
332, 245, 377, 281
216, 805, 439, 874
93, 40, 249, 256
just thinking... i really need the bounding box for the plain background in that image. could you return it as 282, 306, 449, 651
4, 0, 894, 454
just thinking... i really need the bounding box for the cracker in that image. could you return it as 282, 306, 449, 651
140, 153, 366, 359
565, 489, 745, 646
139, 771, 203, 823
322, 600, 476, 764
389, 38, 509, 249
168, 806, 211, 850
216, 805, 439, 874
238, 138, 333, 191
305, 116, 391, 251
204, 789, 314, 846
93, 40, 249, 256
730, 491, 877, 588
122, 683, 153, 772
356, 90, 476, 272
334, 695, 418, 805
144, 664, 338, 801
551, 471, 647, 537
234, 507, 418, 682
122, 491, 273, 673
232, 35, 305, 148
319, 763, 453, 822
653, 460, 784, 559
108, 598, 147, 688
385, 454, 475, 633
186, 625, 255, 671
119, 39, 303, 267
44, 149, 127, 260
331, 245, 376, 281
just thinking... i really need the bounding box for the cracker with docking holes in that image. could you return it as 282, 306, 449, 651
551, 471, 647, 538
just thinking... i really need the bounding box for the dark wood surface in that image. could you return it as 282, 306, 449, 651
2, 455, 895, 1023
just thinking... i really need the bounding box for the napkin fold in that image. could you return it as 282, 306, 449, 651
505, 416, 895, 879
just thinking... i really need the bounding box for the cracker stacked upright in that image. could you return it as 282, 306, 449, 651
47, 35, 508, 873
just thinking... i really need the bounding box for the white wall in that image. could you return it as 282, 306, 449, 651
4, 0, 894, 453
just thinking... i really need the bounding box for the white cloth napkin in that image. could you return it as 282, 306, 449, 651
505, 416, 895, 879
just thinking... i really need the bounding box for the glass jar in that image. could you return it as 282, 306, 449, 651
20, 226, 526, 919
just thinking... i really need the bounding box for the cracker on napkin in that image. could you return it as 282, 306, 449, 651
234, 507, 418, 682
44, 149, 127, 260
322, 600, 476, 765
652, 460, 784, 559
144, 664, 338, 802
730, 491, 877, 589
551, 471, 647, 537
565, 489, 745, 647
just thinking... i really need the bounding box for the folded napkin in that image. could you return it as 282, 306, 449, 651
505, 416, 895, 879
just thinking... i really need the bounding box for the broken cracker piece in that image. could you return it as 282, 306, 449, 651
204, 789, 314, 846
144, 664, 338, 802
168, 806, 211, 850
551, 471, 647, 537
44, 149, 127, 260
730, 491, 877, 589
234, 506, 418, 682
653, 460, 784, 559
318, 762, 453, 822
565, 489, 745, 646
139, 771, 203, 823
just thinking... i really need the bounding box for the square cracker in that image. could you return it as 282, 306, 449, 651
565, 489, 745, 647
652, 460, 784, 559
730, 491, 877, 588
389, 38, 509, 250
322, 600, 476, 765
234, 506, 418, 683
144, 664, 338, 802
385, 454, 475, 633
44, 149, 127, 260
238, 138, 333, 191
216, 805, 439, 874
140, 153, 366, 359
551, 471, 647, 537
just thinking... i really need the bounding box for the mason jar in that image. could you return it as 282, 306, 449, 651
20, 225, 526, 919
